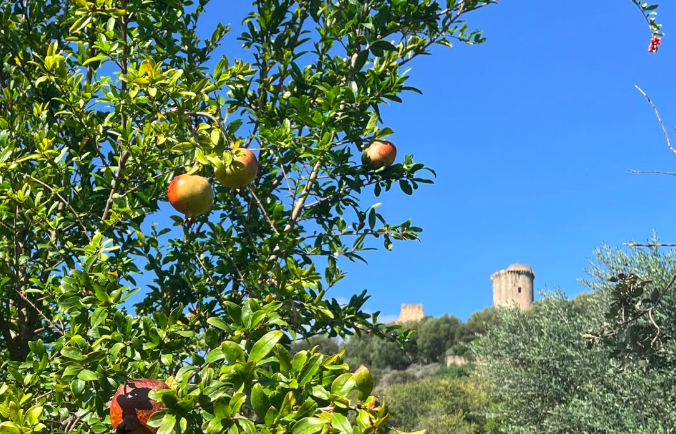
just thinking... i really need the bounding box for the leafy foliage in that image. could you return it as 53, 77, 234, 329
384, 376, 500, 434
628, 0, 663, 36
0, 0, 498, 433
343, 310, 498, 374
474, 251, 676, 434
583, 241, 676, 366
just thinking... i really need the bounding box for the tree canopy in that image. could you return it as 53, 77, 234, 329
0, 0, 502, 433
473, 247, 676, 433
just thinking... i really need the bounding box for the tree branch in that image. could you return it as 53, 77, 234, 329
628, 169, 676, 176
635, 85, 676, 157
101, 150, 129, 222
103, 0, 130, 224
247, 186, 280, 235
624, 242, 676, 247
0, 309, 17, 359
26, 175, 92, 242
268, 156, 324, 263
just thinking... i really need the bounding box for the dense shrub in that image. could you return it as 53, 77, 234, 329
384, 377, 501, 434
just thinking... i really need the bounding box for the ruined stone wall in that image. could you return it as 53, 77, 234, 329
446, 355, 470, 367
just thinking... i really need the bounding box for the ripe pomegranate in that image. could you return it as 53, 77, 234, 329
215, 148, 259, 188
167, 174, 214, 218
363, 140, 397, 169
110, 379, 169, 434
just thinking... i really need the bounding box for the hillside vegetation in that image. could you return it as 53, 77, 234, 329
294, 245, 676, 433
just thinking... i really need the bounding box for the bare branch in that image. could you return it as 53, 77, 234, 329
628, 169, 676, 176
635, 85, 676, 156
247, 186, 280, 235
624, 243, 676, 248
14, 288, 65, 336
195, 253, 217, 287
103, 0, 130, 224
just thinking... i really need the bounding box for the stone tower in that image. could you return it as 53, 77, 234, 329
393, 304, 425, 324
490, 264, 534, 311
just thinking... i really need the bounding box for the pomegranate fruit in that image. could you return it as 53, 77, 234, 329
110, 379, 169, 434
167, 174, 214, 218
215, 148, 259, 188
363, 140, 397, 169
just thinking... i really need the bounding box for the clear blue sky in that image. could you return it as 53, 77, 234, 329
142, 1, 676, 322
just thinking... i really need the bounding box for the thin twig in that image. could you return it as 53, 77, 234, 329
26, 176, 92, 242
119, 166, 182, 198
103, 0, 129, 223
648, 308, 661, 345
195, 253, 217, 287
14, 289, 65, 336
247, 186, 280, 235
618, 273, 676, 328
635, 85, 676, 156
163, 108, 232, 145
101, 151, 129, 222
624, 243, 676, 248
268, 156, 324, 263
628, 169, 676, 176
272, 149, 295, 198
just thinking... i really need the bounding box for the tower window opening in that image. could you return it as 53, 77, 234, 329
518, 287, 522, 294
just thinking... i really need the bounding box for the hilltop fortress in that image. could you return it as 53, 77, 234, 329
392, 264, 535, 367
394, 263, 535, 324
393, 303, 425, 324
490, 263, 535, 311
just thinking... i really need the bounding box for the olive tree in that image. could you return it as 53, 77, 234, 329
473, 288, 676, 434
0, 0, 496, 433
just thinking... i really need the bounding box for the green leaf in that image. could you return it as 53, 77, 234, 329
292, 418, 327, 434
237, 419, 256, 434
331, 413, 352, 434
206, 348, 225, 364
25, 406, 43, 425
248, 331, 283, 363
364, 112, 379, 134
7, 367, 23, 385
77, 369, 99, 382
277, 346, 292, 376
251, 384, 270, 420
207, 317, 230, 331
211, 129, 220, 145
264, 406, 278, 427
222, 342, 245, 364
60, 347, 84, 361
34, 76, 49, 86
83, 54, 106, 66
0, 422, 21, 434
157, 413, 176, 434
279, 391, 296, 417
331, 373, 356, 397
69, 15, 91, 34
297, 354, 323, 387
399, 180, 413, 195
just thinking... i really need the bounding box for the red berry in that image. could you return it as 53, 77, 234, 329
649, 36, 661, 53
